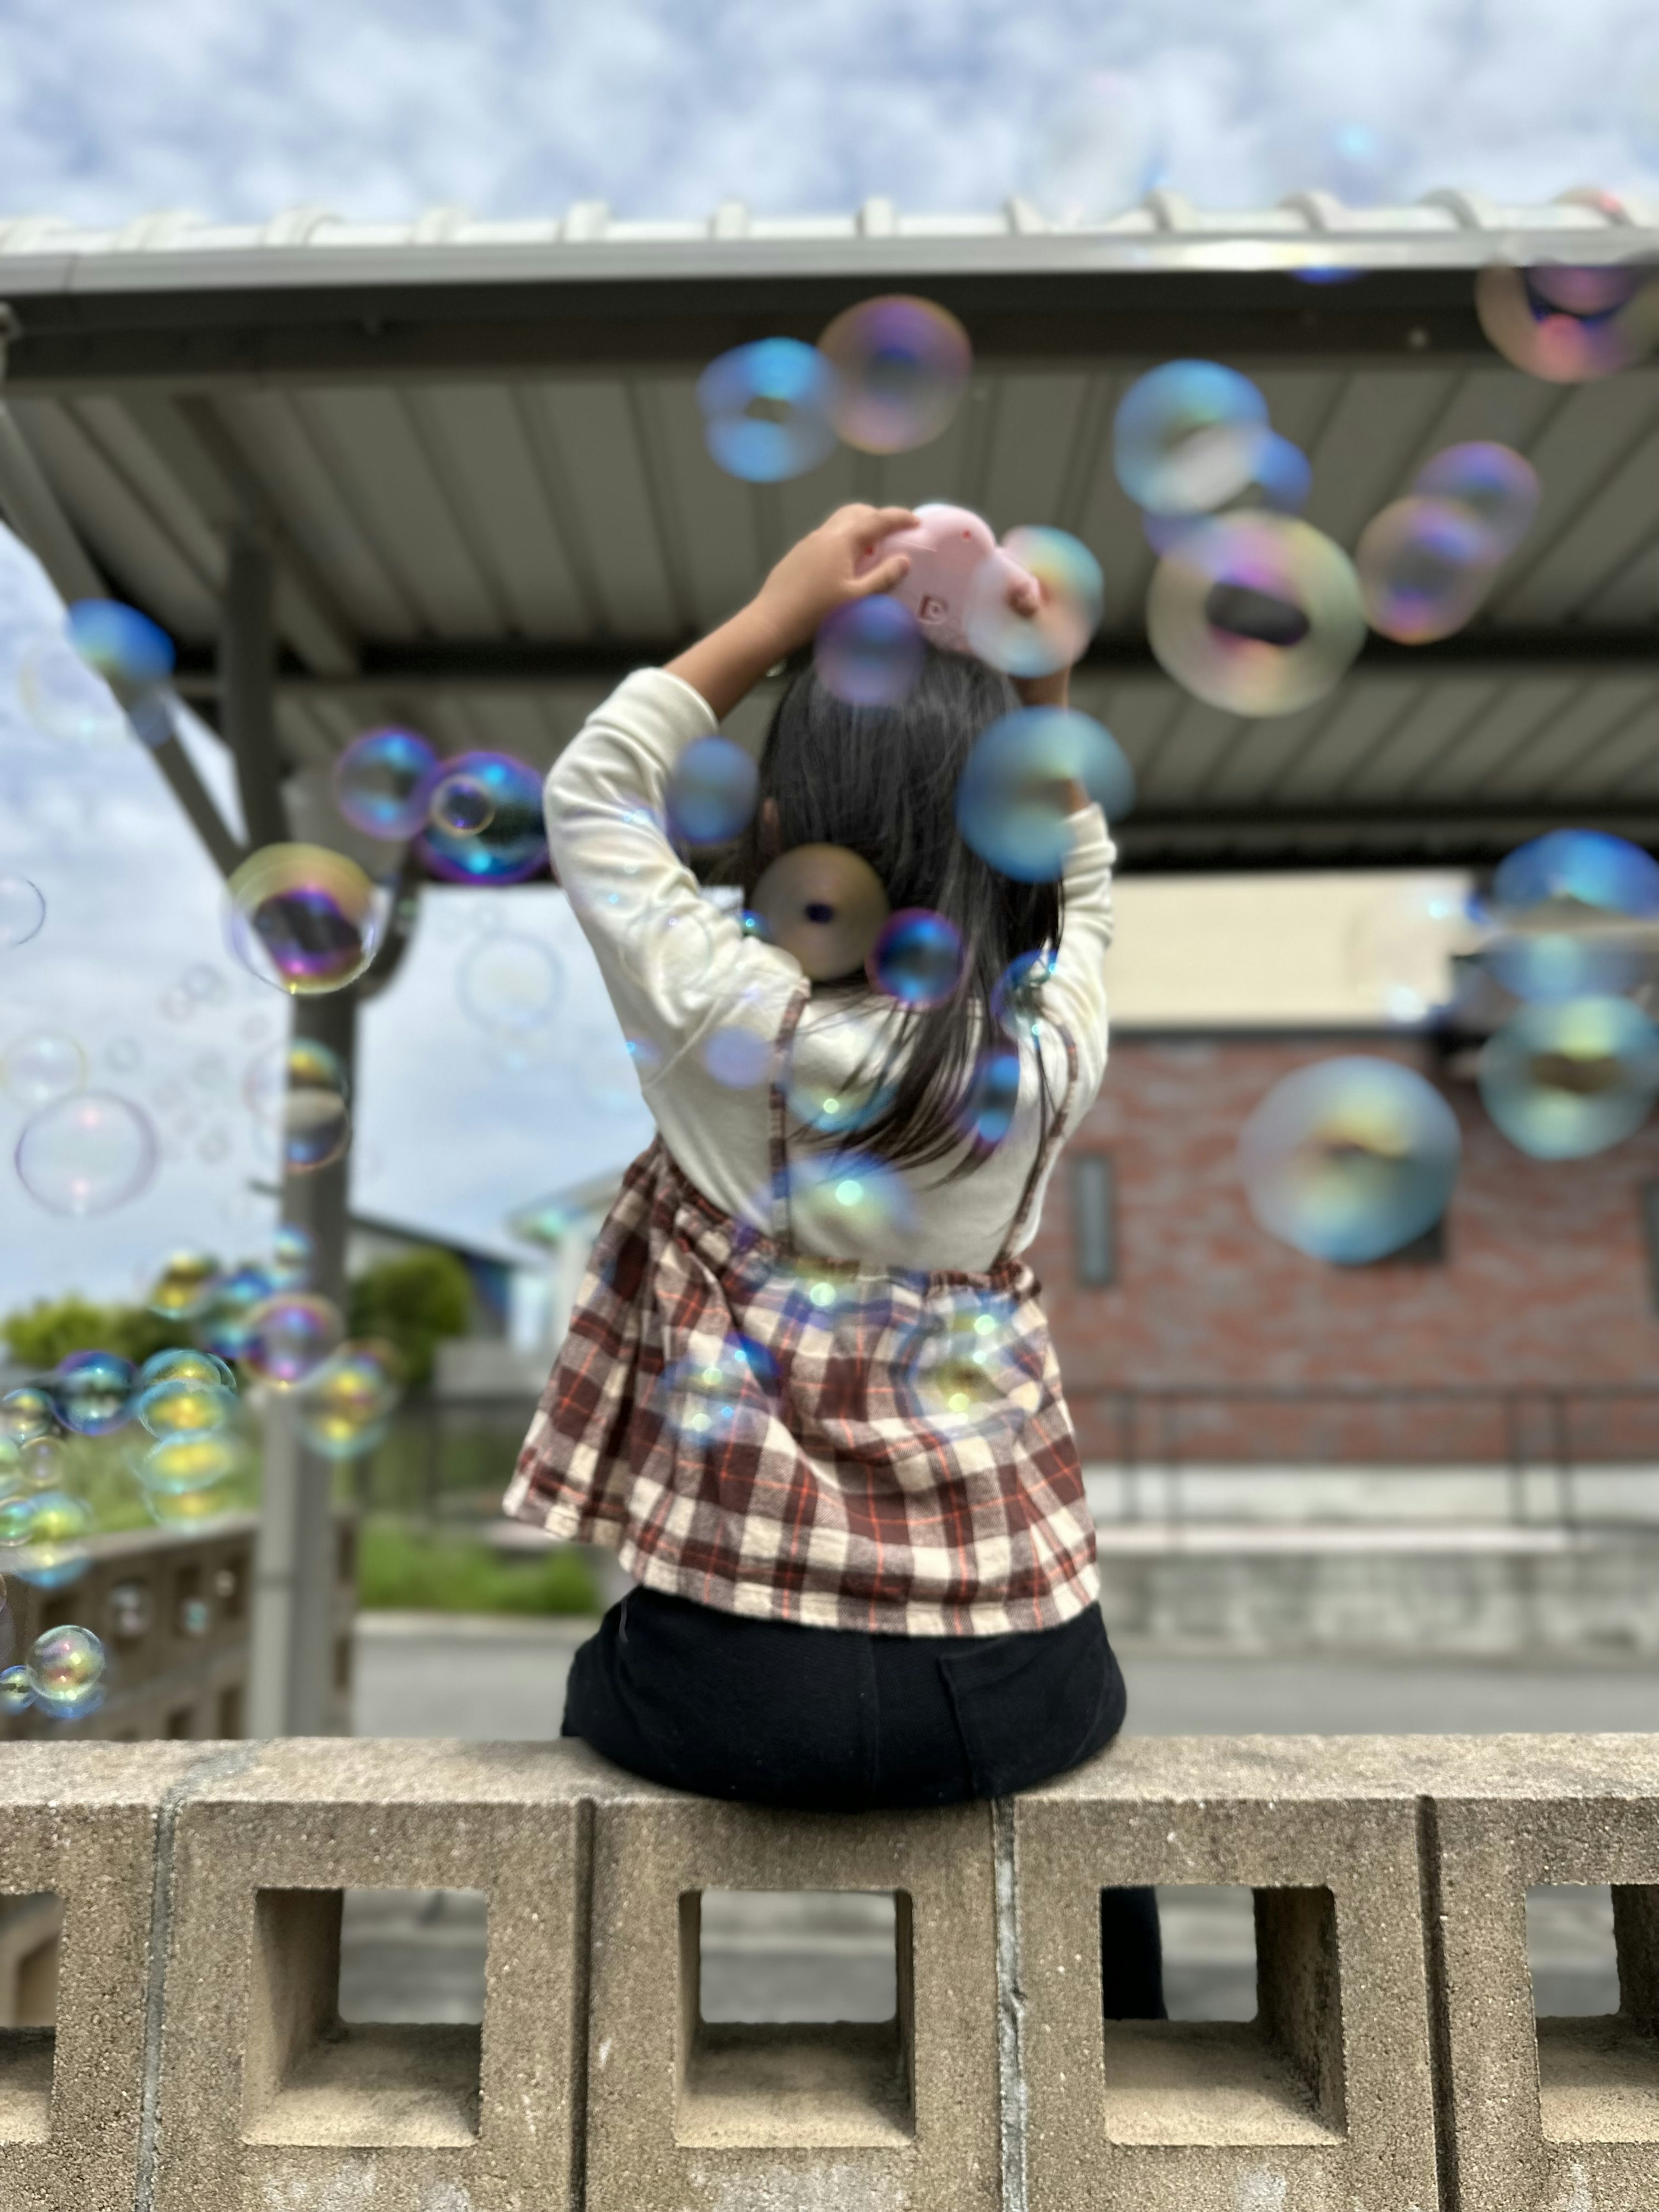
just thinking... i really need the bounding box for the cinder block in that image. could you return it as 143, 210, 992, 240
0, 1739, 209, 2212
1011, 1736, 1443, 2212
153, 1736, 620, 2212
1427, 1733, 1659, 2212
585, 1787, 1003, 2212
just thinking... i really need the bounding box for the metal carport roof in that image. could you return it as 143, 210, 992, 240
0, 186, 1655, 871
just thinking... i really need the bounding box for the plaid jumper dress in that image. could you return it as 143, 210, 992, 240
505, 989, 1099, 1637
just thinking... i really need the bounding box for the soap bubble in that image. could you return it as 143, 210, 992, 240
956, 708, 1136, 881
697, 337, 838, 482
245, 1042, 351, 1174
990, 950, 1057, 1039
183, 963, 229, 1005
896, 1294, 1025, 1429
244, 1292, 344, 1387
1239, 1058, 1462, 1264
702, 1021, 776, 1089
1479, 998, 1659, 1159
1356, 497, 1493, 643
752, 845, 890, 980
199, 1264, 276, 1363
139, 1346, 237, 1392
136, 1376, 238, 1439
1147, 513, 1366, 716
270, 1223, 315, 1290
817, 295, 972, 454
145, 1250, 222, 1322
67, 598, 175, 688
1491, 829, 1659, 922
0, 1494, 33, 1547
814, 597, 925, 707
19, 1437, 62, 1488
868, 909, 964, 1010
1027, 70, 1164, 223
0, 876, 44, 951
1411, 444, 1539, 564
334, 726, 439, 839
16, 1092, 158, 1216
428, 772, 494, 836
1143, 430, 1313, 556
0, 1387, 56, 1448
135, 1430, 242, 1497
782, 1010, 897, 1137
623, 897, 723, 998
295, 1341, 402, 1458
27, 1622, 105, 1719
18, 634, 126, 743
957, 1043, 1023, 1150
52, 1350, 134, 1436
226, 843, 382, 995
1475, 262, 1659, 382
459, 934, 566, 1036
2, 1032, 86, 1109
13, 1491, 94, 1591
416, 750, 547, 885
786, 1148, 916, 1248
1487, 933, 1644, 1003
1347, 878, 1484, 1024
656, 1338, 775, 1449
0, 1667, 31, 1714
666, 737, 759, 846
964, 526, 1103, 678
1114, 362, 1271, 516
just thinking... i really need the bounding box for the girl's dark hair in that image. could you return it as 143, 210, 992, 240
721, 647, 1062, 1176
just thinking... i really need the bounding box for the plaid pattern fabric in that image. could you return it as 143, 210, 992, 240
504, 996, 1098, 1637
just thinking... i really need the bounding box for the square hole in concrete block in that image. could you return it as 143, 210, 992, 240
243, 1888, 486, 2150
677, 1891, 912, 2150
0, 1894, 62, 2145
1101, 1886, 1346, 2149
1529, 1884, 1659, 2144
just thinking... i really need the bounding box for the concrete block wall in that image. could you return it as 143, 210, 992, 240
4, 1734, 1659, 2209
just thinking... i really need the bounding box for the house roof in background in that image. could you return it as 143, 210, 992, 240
0, 190, 1655, 871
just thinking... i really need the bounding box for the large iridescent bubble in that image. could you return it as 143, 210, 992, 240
1479, 998, 1659, 1159
334, 727, 439, 839
1411, 443, 1539, 564
868, 910, 964, 1010
1238, 1057, 1462, 1264
16, 1092, 158, 1216
751, 846, 890, 981
67, 599, 175, 690
53, 1351, 134, 1436
1475, 263, 1659, 382
226, 844, 382, 995
956, 708, 1136, 881
666, 737, 759, 847
1356, 497, 1493, 644
1114, 362, 1271, 517
244, 1293, 344, 1388
27, 1622, 105, 1719
3, 1032, 86, 1111
1147, 514, 1365, 715
146, 1249, 222, 1323
245, 1040, 351, 1174
817, 296, 972, 455
1483, 831, 1659, 1002
697, 339, 839, 483
964, 526, 1103, 678
295, 1341, 403, 1459
416, 752, 547, 884
814, 598, 925, 708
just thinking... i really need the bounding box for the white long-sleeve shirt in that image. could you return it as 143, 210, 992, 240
546, 667, 1115, 1273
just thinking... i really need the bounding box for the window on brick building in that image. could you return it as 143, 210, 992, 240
1074, 1153, 1116, 1287
1642, 1184, 1659, 1313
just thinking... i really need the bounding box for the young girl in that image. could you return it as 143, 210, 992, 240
505, 502, 1160, 2012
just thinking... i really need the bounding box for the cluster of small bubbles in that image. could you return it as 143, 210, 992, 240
1238, 1058, 1462, 1265
458, 933, 566, 1038
16, 1091, 159, 1216
52, 1350, 134, 1436
226, 842, 382, 995
245, 1040, 352, 1174
956, 708, 1136, 881
3, 1031, 86, 1109
146, 1249, 222, 1323
787, 1149, 916, 1248
656, 1337, 776, 1448
243, 1292, 345, 1388
17, 629, 127, 744
1025, 70, 1164, 224
1147, 513, 1366, 717
1478, 997, 1659, 1160
868, 909, 964, 1011
0, 875, 44, 951
897, 1293, 1023, 1428
1475, 262, 1659, 383
751, 845, 890, 981
697, 338, 839, 482
1114, 362, 1271, 517
957, 1043, 1023, 1150
666, 737, 759, 847
814, 597, 925, 708
294, 1341, 404, 1459
1347, 878, 1486, 1025
270, 1223, 315, 1290
416, 751, 547, 884
964, 526, 1104, 679
428, 772, 494, 836
817, 295, 973, 455
334, 727, 439, 839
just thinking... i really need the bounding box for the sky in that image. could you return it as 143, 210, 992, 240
0, 2, 1653, 1317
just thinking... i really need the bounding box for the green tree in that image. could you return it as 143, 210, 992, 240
1, 1295, 178, 1373
347, 1248, 474, 1389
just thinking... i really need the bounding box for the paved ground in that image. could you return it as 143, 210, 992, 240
347, 1610, 1649, 2025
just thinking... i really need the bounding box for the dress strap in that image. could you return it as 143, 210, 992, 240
995, 1022, 1079, 1266
766, 983, 812, 1252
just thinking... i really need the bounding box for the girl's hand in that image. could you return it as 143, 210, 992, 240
748, 504, 918, 658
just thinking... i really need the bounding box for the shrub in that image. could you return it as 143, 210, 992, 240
357, 1520, 600, 1616
347, 1249, 474, 1389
